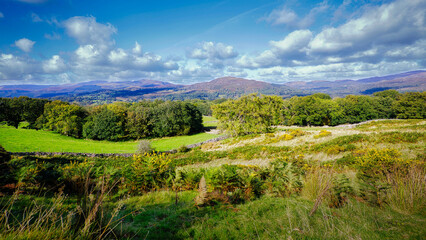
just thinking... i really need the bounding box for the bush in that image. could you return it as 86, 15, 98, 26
314, 130, 332, 139
0, 144, 14, 186
125, 153, 175, 193
136, 140, 153, 154
177, 145, 190, 153
355, 148, 411, 178
355, 148, 413, 206
264, 159, 303, 197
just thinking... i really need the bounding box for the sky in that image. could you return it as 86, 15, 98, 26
0, 0, 425, 85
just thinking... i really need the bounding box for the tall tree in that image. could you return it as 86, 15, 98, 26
213, 94, 284, 136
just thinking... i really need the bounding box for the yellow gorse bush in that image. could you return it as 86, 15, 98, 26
263, 129, 306, 144
355, 148, 412, 177
61, 158, 94, 181
314, 130, 332, 139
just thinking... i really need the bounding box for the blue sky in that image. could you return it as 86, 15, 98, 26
0, 0, 425, 84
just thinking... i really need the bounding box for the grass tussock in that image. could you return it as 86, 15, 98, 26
386, 166, 426, 214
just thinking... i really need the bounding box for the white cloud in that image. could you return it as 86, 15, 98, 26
264, 7, 298, 26
132, 41, 142, 55
1, 0, 424, 84
263, 1, 328, 28
0, 12, 4, 18
270, 30, 312, 56
240, 0, 426, 80
63, 16, 117, 46
108, 48, 128, 64
14, 38, 36, 52
42, 55, 66, 73
44, 32, 61, 40
31, 13, 42, 22
236, 30, 312, 69
0, 54, 39, 80
187, 42, 238, 60
309, 0, 426, 55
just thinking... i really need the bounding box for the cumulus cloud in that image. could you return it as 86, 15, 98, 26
42, 55, 66, 73
63, 16, 117, 46
308, 0, 426, 55
0, 54, 39, 80
132, 42, 142, 55
263, 1, 328, 28
187, 42, 238, 60
1, 0, 424, 84
240, 0, 426, 80
0, 12, 4, 18
61, 16, 178, 79
0, 16, 180, 83
14, 38, 36, 52
270, 30, 312, 57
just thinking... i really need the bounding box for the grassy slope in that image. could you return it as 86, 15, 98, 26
1, 119, 425, 239
202, 115, 218, 127
112, 191, 425, 240
120, 120, 426, 239
0, 125, 221, 153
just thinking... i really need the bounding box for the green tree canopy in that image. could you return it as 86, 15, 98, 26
212, 94, 284, 136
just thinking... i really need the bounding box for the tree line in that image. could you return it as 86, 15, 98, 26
0, 97, 203, 141
212, 90, 426, 136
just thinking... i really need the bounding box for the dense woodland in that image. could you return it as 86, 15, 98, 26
0, 97, 204, 140
213, 90, 426, 135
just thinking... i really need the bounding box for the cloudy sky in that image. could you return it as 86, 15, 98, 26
0, 0, 425, 85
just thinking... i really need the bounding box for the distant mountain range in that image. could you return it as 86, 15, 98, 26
0, 70, 425, 103
285, 70, 426, 96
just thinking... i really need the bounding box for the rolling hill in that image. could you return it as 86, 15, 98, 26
0, 70, 425, 103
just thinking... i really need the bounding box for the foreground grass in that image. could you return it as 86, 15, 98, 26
5, 191, 422, 240
0, 125, 220, 153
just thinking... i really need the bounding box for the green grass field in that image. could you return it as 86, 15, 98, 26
202, 115, 218, 127
0, 124, 221, 153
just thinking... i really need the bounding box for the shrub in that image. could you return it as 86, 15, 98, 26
314, 130, 332, 139
125, 153, 174, 193
329, 174, 353, 208
177, 145, 190, 153
288, 129, 306, 137
136, 140, 153, 154
355, 148, 411, 178
264, 159, 303, 197
60, 159, 95, 194
355, 148, 413, 206
174, 167, 204, 190
376, 131, 425, 143
0, 144, 14, 186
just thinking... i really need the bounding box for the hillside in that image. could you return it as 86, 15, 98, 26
0, 71, 425, 103
1, 119, 424, 239
0, 79, 181, 98
284, 70, 426, 96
